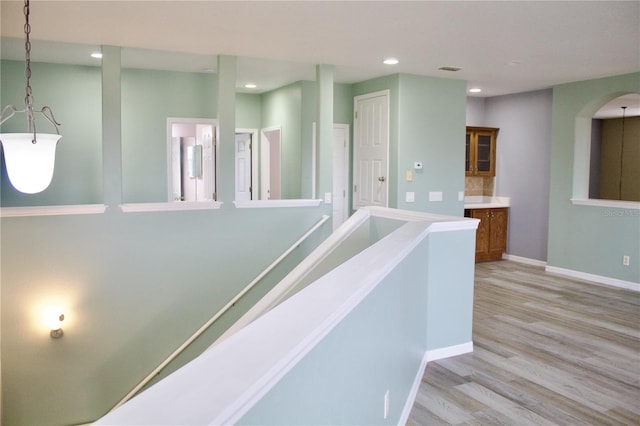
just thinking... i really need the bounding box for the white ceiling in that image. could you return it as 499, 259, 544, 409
1, 1, 639, 101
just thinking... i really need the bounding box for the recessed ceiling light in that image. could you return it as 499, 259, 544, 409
90, 52, 103, 59
438, 66, 462, 72
469, 88, 482, 93
383, 58, 399, 65
244, 83, 257, 89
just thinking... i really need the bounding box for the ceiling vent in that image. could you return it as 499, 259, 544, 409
438, 66, 462, 72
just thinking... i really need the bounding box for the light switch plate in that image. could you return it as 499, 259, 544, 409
406, 170, 413, 181
429, 191, 443, 202
324, 192, 332, 204
406, 192, 415, 202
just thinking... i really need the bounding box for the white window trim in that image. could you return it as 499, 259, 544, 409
234, 199, 322, 209
0, 204, 108, 217
570, 198, 640, 210
120, 201, 223, 213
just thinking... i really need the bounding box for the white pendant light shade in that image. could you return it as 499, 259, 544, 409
0, 133, 61, 194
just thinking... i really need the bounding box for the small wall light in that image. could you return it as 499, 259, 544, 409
44, 306, 65, 338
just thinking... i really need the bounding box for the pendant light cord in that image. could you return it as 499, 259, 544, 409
0, 0, 61, 139
618, 106, 627, 200
24, 0, 36, 138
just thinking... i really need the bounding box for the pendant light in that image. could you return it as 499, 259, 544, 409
0, 0, 61, 194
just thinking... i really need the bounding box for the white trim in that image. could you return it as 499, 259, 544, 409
570, 198, 640, 210
399, 352, 429, 426
0, 204, 107, 217
502, 254, 547, 268
233, 199, 322, 208
312, 122, 317, 199
119, 202, 223, 213
364, 206, 480, 231
545, 265, 640, 292
425, 341, 474, 363
399, 341, 474, 425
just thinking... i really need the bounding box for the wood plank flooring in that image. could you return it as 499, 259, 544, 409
407, 261, 640, 425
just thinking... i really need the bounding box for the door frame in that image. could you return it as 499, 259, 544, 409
236, 128, 259, 201
333, 123, 350, 230
260, 125, 282, 200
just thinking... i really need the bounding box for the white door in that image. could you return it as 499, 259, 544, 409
235, 133, 252, 201
353, 90, 389, 209
333, 124, 350, 230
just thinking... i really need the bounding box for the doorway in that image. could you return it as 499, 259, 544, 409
167, 118, 217, 202
260, 126, 282, 200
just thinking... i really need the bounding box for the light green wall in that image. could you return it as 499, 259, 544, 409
239, 226, 476, 425
1, 60, 102, 206
236, 93, 262, 129
121, 68, 217, 203
301, 80, 317, 198
334, 82, 354, 125
548, 72, 640, 283
2, 56, 474, 424
397, 74, 467, 216
352, 73, 466, 216
261, 82, 303, 199
239, 235, 430, 426
0, 55, 331, 425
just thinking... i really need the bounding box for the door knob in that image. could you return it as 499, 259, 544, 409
378, 176, 386, 182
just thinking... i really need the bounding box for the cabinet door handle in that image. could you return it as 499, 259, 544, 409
378, 176, 386, 182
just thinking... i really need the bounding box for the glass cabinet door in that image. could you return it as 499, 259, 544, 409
465, 127, 497, 177
465, 132, 472, 173
476, 132, 493, 174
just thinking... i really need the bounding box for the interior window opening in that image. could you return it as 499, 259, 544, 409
168, 118, 217, 202
589, 94, 640, 202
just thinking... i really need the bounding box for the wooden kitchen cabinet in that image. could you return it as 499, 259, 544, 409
465, 207, 508, 262
466, 127, 498, 177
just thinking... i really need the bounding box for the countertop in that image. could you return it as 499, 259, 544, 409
464, 196, 510, 209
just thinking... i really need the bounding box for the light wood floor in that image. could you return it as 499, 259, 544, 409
407, 260, 640, 425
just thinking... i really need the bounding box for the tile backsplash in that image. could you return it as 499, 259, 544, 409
465, 176, 495, 196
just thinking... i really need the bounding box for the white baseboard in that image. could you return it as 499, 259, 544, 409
398, 353, 429, 426
502, 253, 547, 268
399, 341, 473, 425
425, 341, 474, 362
545, 266, 640, 292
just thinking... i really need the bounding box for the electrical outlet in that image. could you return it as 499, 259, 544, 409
383, 389, 390, 419
623, 255, 630, 266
